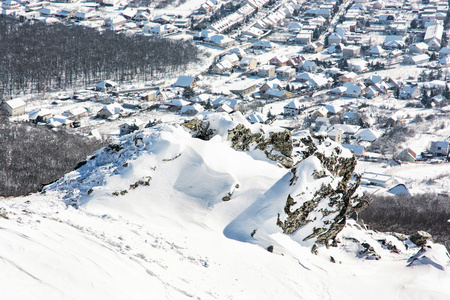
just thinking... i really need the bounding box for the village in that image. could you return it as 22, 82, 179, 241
1, 0, 450, 196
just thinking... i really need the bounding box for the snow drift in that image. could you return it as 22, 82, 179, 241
1, 112, 450, 299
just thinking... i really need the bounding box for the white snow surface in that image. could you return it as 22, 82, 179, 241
1, 114, 450, 299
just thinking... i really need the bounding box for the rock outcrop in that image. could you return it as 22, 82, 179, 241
409, 231, 433, 247
276, 132, 372, 246
227, 124, 294, 168
182, 113, 294, 168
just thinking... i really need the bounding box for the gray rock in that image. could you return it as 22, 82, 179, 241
409, 231, 433, 247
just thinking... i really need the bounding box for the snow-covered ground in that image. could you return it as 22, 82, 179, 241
1, 113, 450, 299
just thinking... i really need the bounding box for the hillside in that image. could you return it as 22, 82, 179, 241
1, 113, 449, 299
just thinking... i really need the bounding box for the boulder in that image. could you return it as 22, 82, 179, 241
409, 231, 433, 247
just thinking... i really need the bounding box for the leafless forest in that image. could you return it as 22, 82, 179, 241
0, 17, 200, 98
0, 115, 106, 197
360, 194, 450, 249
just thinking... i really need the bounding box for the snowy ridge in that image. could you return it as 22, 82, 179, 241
2, 113, 450, 299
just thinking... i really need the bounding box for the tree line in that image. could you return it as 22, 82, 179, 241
360, 194, 450, 249
0, 17, 200, 98
0, 114, 106, 197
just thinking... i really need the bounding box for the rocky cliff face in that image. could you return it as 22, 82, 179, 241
276, 132, 371, 246
182, 113, 294, 168
183, 114, 371, 246
227, 124, 294, 168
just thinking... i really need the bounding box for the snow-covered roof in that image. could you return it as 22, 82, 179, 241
342, 144, 365, 156
5, 98, 26, 109
284, 99, 301, 109
28, 108, 52, 120
96, 80, 118, 89
174, 76, 196, 87
324, 104, 342, 114
355, 128, 381, 142
247, 112, 267, 124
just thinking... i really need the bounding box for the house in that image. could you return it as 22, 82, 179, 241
361, 172, 394, 188
242, 27, 264, 39
174, 18, 191, 28
207, 34, 236, 48
213, 60, 233, 74
284, 99, 302, 115
354, 128, 381, 142
121, 7, 137, 19
311, 106, 328, 118
264, 88, 293, 100
342, 45, 360, 58
328, 86, 346, 95
342, 144, 366, 157
153, 14, 174, 24
97, 104, 123, 119
190, 94, 210, 104
430, 141, 450, 156
294, 72, 316, 83
149, 24, 178, 37
427, 38, 441, 51
181, 104, 204, 116
384, 40, 405, 49
270, 56, 290, 67
364, 86, 379, 98
216, 103, 233, 113
28, 108, 52, 123
409, 42, 429, 54
399, 85, 420, 99
424, 24, 443, 47
105, 15, 126, 27
438, 47, 450, 58
252, 40, 278, 51
240, 57, 257, 70
324, 104, 342, 116
275, 66, 295, 80
304, 41, 323, 53
258, 65, 276, 78
3, 98, 26, 116
342, 112, 359, 125
65, 106, 88, 120
327, 128, 343, 144
133, 11, 152, 22
174, 76, 197, 88
338, 72, 357, 84
47, 115, 74, 129
221, 53, 240, 66
247, 112, 267, 124
343, 83, 363, 97
229, 47, 246, 58
348, 60, 368, 73
95, 80, 118, 93
119, 119, 145, 135
328, 32, 344, 45
367, 45, 386, 57
397, 147, 417, 162
308, 75, 330, 89
298, 60, 317, 72
314, 117, 330, 130
141, 91, 157, 101
164, 99, 190, 111
296, 34, 312, 45
364, 75, 383, 85
229, 83, 256, 98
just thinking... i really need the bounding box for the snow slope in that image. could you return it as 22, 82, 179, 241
1, 113, 450, 299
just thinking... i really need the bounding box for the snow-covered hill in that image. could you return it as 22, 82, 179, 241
1, 112, 450, 299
